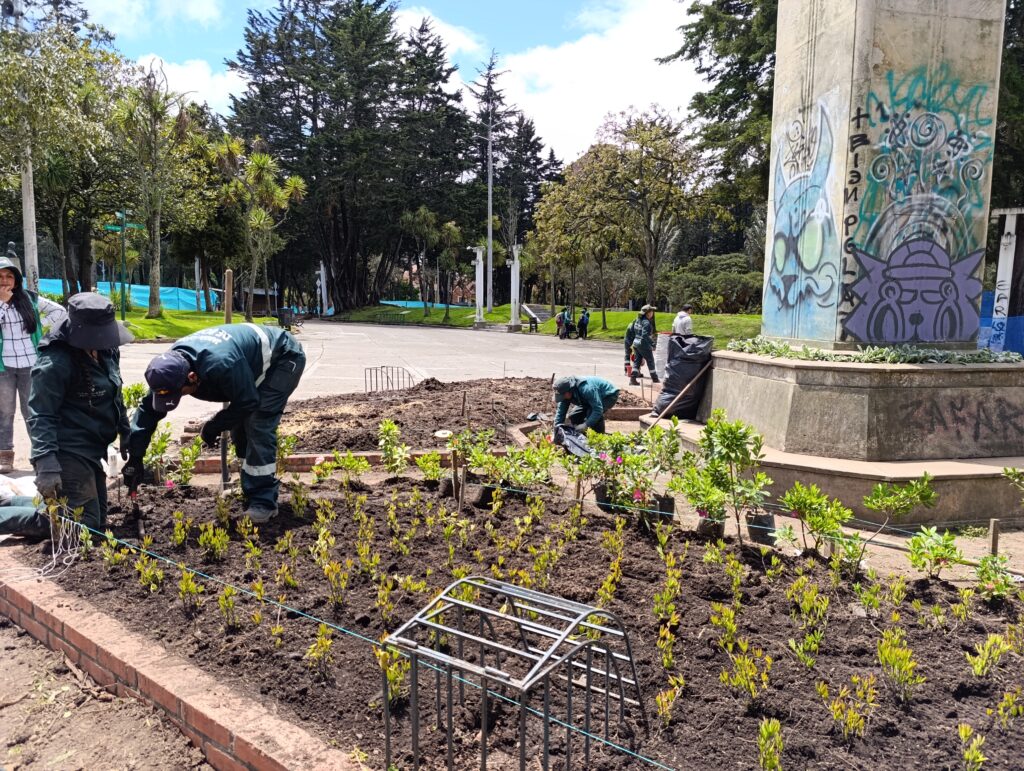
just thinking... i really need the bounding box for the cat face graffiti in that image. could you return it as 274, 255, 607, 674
767, 107, 839, 313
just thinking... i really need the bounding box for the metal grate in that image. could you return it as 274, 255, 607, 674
364, 365, 417, 393
383, 576, 648, 770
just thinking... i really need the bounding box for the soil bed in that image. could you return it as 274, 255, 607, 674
279, 377, 646, 451
30, 478, 1024, 770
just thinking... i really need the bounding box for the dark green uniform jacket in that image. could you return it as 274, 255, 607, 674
28, 326, 129, 473
128, 323, 304, 456
553, 377, 621, 429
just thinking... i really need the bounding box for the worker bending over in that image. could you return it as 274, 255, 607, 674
552, 376, 620, 434
124, 324, 305, 523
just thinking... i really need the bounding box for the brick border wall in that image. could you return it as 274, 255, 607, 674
0, 549, 359, 771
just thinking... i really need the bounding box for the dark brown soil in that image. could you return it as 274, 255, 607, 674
31, 478, 1024, 770
280, 377, 646, 452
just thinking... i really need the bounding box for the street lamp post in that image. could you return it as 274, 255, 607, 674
468, 246, 486, 329
506, 244, 521, 333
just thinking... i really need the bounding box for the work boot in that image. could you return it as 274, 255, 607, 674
650, 373, 660, 384
243, 503, 278, 524
629, 376, 640, 386
0, 450, 14, 474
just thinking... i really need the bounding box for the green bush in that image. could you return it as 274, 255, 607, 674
660, 253, 762, 314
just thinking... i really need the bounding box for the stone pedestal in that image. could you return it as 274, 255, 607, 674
763, 0, 1005, 348
705, 352, 1024, 461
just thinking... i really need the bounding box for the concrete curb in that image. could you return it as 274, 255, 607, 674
0, 548, 361, 771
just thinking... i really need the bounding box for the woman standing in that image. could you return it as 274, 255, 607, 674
0, 255, 67, 473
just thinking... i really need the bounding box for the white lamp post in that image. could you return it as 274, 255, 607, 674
506, 243, 522, 333
469, 246, 486, 329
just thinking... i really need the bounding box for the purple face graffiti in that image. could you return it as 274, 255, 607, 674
843, 238, 982, 343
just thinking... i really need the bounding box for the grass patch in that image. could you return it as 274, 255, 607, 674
335, 304, 762, 346
334, 304, 527, 328
122, 310, 275, 341
538, 309, 762, 345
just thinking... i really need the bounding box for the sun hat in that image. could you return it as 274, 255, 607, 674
66, 292, 133, 350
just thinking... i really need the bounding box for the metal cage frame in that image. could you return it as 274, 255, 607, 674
364, 365, 417, 394
383, 576, 649, 770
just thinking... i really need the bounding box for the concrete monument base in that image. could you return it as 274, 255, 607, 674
703, 352, 1024, 461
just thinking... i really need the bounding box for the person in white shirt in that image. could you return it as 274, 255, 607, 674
0, 253, 68, 473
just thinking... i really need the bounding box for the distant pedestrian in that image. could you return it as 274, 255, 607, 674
555, 310, 564, 338
578, 308, 590, 339
672, 303, 694, 336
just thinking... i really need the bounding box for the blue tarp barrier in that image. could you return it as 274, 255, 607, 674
38, 279, 216, 311
381, 299, 470, 309
978, 290, 1024, 354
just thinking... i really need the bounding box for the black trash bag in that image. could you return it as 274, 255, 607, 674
553, 424, 594, 458
653, 334, 714, 419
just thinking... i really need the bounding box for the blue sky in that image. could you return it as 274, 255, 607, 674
80, 0, 702, 160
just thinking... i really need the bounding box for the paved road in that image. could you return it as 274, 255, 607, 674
10, 321, 629, 468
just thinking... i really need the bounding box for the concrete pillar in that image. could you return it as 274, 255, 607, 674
763, 0, 1005, 347
507, 244, 522, 333
472, 248, 486, 329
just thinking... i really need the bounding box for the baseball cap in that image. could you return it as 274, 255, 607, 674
145, 351, 191, 412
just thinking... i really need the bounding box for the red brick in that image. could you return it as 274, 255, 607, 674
47, 630, 80, 665
62, 620, 99, 659
202, 740, 248, 771
115, 683, 141, 701
0, 593, 15, 619
16, 612, 48, 644
32, 605, 63, 636
7, 587, 33, 616
96, 644, 136, 687
137, 671, 182, 719
182, 701, 233, 750
234, 736, 289, 771
167, 715, 203, 752
78, 654, 115, 689
1, 604, 21, 626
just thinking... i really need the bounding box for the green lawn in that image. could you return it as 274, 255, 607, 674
121, 309, 275, 340
334, 303, 528, 328
335, 304, 762, 345
539, 309, 762, 345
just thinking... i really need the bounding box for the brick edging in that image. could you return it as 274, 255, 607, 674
0, 547, 360, 771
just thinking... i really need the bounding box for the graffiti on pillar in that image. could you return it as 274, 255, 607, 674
841, 64, 993, 344
763, 104, 840, 340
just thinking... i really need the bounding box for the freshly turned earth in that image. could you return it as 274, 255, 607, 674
279, 377, 646, 451
33, 476, 1024, 770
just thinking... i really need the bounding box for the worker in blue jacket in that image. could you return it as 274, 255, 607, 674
552, 375, 620, 434
124, 324, 305, 523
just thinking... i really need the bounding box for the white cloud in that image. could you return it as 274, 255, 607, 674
82, 0, 223, 38
500, 0, 701, 162
137, 54, 247, 117
394, 6, 484, 57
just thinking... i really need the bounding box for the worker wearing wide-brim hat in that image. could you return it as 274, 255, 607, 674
25, 293, 133, 533
625, 304, 660, 386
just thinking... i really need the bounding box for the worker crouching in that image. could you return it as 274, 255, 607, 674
552, 376, 620, 434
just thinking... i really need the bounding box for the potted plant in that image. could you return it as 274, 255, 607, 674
671, 465, 728, 539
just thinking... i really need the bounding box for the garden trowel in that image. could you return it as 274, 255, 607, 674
127, 480, 146, 539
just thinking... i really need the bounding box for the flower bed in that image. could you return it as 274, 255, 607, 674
29, 462, 1024, 770
278, 376, 646, 452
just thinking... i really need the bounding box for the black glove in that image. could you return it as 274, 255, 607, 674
122, 456, 144, 492
36, 471, 62, 500
200, 422, 220, 450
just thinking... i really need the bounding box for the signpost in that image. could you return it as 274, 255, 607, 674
103, 210, 143, 320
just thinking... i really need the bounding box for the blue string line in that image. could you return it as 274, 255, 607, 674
60, 513, 678, 771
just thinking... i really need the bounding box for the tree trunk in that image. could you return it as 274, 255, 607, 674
263, 256, 271, 318
599, 261, 608, 330
200, 249, 213, 313
146, 209, 163, 318
63, 240, 79, 297
548, 264, 555, 317
78, 237, 94, 293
